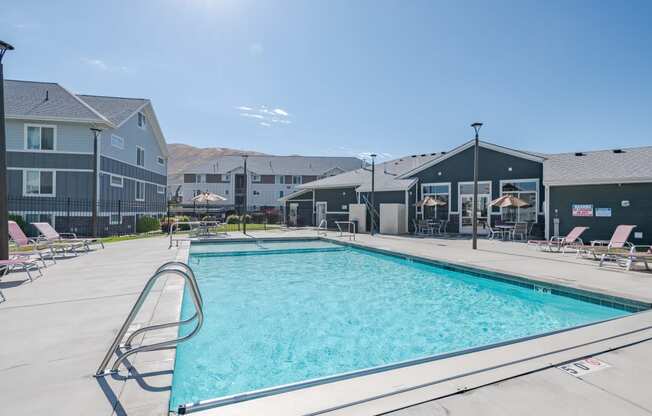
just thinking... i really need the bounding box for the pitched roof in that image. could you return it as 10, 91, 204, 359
187, 155, 363, 176
4, 80, 111, 124
297, 153, 439, 192
543, 146, 652, 185
77, 95, 148, 126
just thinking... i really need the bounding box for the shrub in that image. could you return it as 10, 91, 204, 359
161, 215, 191, 232
137, 216, 161, 233
8, 214, 27, 232
240, 214, 252, 223
251, 212, 266, 223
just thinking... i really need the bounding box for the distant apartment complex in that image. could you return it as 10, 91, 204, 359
182, 155, 362, 211
4, 80, 168, 235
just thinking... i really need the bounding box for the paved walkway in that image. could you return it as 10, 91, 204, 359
0, 236, 180, 416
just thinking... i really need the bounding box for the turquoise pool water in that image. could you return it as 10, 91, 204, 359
170, 241, 630, 409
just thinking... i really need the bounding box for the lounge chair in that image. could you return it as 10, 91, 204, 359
574, 225, 636, 263
0, 256, 43, 282
616, 246, 652, 271
32, 222, 103, 251
527, 226, 589, 253
8, 221, 57, 266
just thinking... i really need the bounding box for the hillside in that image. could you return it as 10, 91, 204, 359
166, 143, 269, 185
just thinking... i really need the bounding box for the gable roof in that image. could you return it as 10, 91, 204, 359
77, 94, 148, 126
188, 155, 363, 176
543, 146, 652, 185
4, 80, 111, 125
296, 153, 439, 192
397, 140, 545, 179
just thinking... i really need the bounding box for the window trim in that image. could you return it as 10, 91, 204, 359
137, 111, 147, 129
420, 182, 451, 220
136, 146, 145, 167
22, 169, 56, 197
276, 175, 285, 184
292, 175, 302, 185
251, 174, 261, 182
156, 185, 166, 194
109, 213, 123, 225
110, 134, 125, 150
499, 178, 540, 223
110, 175, 124, 188
135, 180, 146, 201
24, 124, 57, 152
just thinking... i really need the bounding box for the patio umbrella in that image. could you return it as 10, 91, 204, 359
192, 192, 227, 203
490, 195, 530, 208
416, 195, 447, 207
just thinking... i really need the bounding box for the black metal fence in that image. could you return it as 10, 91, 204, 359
8, 196, 167, 237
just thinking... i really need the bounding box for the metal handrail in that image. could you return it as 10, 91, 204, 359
169, 220, 226, 248
317, 219, 327, 236
335, 221, 356, 240
94, 261, 204, 377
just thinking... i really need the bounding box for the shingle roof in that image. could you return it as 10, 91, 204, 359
543, 146, 652, 185
298, 153, 440, 192
4, 80, 109, 124
77, 95, 148, 126
188, 155, 363, 176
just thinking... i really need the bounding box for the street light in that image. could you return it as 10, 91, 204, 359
370, 153, 377, 236
242, 154, 248, 234
0, 40, 15, 260
90, 127, 102, 237
471, 122, 483, 250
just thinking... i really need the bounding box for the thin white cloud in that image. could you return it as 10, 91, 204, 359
81, 57, 130, 73
236, 105, 292, 127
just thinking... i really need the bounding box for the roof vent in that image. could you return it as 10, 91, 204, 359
574, 152, 586, 157
411, 155, 417, 158
612, 149, 624, 154
430, 153, 437, 156
441, 151, 447, 155
420, 154, 426, 157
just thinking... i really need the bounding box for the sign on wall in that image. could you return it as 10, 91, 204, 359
595, 208, 612, 217
572, 204, 593, 217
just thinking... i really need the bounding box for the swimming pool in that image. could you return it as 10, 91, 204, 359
170, 239, 633, 411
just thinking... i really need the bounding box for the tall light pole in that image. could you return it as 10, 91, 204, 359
90, 127, 102, 237
0, 41, 15, 260
370, 153, 377, 236
471, 122, 483, 250
242, 154, 248, 234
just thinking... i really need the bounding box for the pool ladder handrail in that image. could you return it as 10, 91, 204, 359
94, 261, 204, 377
317, 219, 328, 236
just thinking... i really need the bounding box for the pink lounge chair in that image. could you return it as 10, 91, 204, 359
617, 245, 652, 271
574, 225, 637, 264
32, 222, 103, 251
8, 221, 57, 266
0, 256, 44, 302
527, 226, 589, 253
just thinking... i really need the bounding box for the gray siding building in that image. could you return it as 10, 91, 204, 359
4, 80, 168, 236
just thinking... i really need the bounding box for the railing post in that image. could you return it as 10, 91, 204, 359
66, 197, 71, 233
117, 200, 122, 235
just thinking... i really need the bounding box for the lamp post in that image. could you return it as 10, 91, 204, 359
471, 122, 483, 250
370, 153, 377, 236
0, 40, 14, 260
242, 154, 248, 234
90, 127, 102, 237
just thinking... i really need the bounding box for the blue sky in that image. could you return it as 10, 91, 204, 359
3, 0, 651, 160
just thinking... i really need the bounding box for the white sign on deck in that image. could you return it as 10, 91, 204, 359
558, 357, 611, 377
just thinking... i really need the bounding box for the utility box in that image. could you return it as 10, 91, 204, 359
380, 203, 407, 235
349, 204, 367, 233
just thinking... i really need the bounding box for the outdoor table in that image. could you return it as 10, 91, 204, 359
496, 224, 515, 240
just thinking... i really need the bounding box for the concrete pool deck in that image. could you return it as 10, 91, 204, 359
1, 230, 651, 415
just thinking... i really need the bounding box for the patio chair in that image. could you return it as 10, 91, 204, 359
32, 222, 102, 251
575, 225, 636, 262
527, 226, 589, 253
510, 223, 529, 241
0, 256, 43, 283
27, 222, 88, 256
8, 221, 57, 266
610, 245, 652, 271
486, 223, 505, 240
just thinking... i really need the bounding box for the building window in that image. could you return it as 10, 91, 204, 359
251, 175, 261, 182
110, 214, 121, 225
110, 175, 123, 188
157, 156, 165, 166
222, 174, 230, 182
253, 190, 260, 196
135, 181, 145, 201
25, 213, 53, 226
421, 183, 450, 220
157, 185, 165, 194
279, 190, 284, 198
111, 134, 125, 150
276, 175, 285, 184
24, 170, 55, 197
224, 190, 229, 195
136, 146, 145, 167
292, 176, 302, 185
137, 112, 147, 129
25, 125, 56, 151
501, 179, 538, 223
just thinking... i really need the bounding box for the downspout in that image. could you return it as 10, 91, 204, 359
544, 184, 550, 240
404, 187, 409, 233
